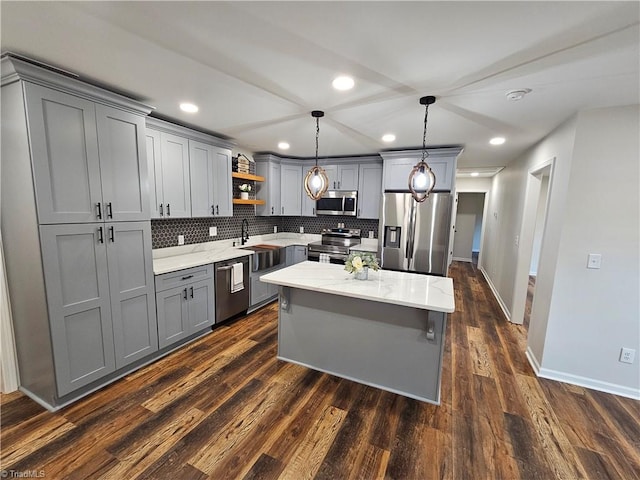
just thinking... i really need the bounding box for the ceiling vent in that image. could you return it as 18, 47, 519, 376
506, 89, 532, 101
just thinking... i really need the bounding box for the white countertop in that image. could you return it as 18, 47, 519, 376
260, 261, 455, 313
152, 233, 319, 275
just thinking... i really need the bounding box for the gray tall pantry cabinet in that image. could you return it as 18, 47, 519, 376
1, 56, 157, 409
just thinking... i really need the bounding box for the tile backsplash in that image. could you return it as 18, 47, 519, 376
151, 206, 379, 248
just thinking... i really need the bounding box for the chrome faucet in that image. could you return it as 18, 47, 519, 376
241, 218, 250, 245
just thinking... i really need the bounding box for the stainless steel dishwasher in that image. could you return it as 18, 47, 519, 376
214, 256, 250, 323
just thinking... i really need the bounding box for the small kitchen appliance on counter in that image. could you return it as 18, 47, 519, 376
307, 228, 361, 264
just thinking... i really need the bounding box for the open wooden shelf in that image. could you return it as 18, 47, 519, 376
232, 198, 266, 205
232, 172, 265, 182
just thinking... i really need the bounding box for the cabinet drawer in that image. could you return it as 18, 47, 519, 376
155, 264, 213, 292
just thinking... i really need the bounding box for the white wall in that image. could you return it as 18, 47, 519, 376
482, 105, 639, 398
538, 105, 639, 397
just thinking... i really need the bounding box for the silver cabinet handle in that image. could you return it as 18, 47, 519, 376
109, 226, 115, 242
167, 204, 171, 216
211, 205, 215, 215
338, 181, 341, 189
97, 226, 104, 243
181, 275, 194, 280
107, 202, 113, 219
183, 288, 188, 300
271, 206, 274, 215
160, 204, 164, 216
190, 286, 194, 298
96, 202, 102, 219
216, 205, 219, 215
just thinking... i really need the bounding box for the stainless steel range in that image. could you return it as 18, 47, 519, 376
307, 228, 361, 264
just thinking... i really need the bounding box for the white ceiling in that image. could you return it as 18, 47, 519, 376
2, 1, 638, 170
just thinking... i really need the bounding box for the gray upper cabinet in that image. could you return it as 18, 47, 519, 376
357, 163, 383, 219
39, 223, 116, 396
380, 148, 462, 192
106, 221, 157, 369
212, 146, 233, 217
189, 140, 216, 218
159, 132, 191, 218
25, 83, 149, 224
95, 105, 149, 221
256, 159, 281, 216
146, 129, 163, 219
189, 140, 233, 217
281, 164, 302, 215
25, 83, 103, 224
323, 164, 359, 190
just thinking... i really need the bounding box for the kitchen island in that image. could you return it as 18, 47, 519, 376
260, 261, 455, 404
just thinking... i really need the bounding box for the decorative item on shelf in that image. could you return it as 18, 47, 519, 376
304, 110, 329, 201
239, 183, 251, 200
344, 252, 380, 280
233, 153, 255, 174
408, 95, 437, 203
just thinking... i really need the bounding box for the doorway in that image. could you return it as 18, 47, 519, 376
511, 159, 554, 326
452, 193, 486, 268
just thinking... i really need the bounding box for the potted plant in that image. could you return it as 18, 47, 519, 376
344, 252, 380, 280
239, 183, 251, 199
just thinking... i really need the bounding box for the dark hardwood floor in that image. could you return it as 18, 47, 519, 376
2, 262, 639, 479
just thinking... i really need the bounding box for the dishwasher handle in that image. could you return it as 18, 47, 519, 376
216, 265, 234, 271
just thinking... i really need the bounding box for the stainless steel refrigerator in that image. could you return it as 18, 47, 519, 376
378, 192, 452, 276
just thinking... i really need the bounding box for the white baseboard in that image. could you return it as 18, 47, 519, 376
478, 266, 511, 322
452, 256, 472, 262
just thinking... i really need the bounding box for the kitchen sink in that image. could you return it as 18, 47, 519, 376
239, 244, 285, 272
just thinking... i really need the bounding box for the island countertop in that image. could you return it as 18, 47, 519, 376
260, 261, 455, 313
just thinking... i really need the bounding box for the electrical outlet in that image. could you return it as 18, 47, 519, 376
620, 348, 636, 364
178, 235, 185, 245
299, 226, 304, 234
209, 226, 217, 236
369, 231, 374, 239
273, 225, 278, 233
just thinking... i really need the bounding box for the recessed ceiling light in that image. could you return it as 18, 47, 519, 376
382, 134, 396, 143
332, 75, 354, 91
470, 172, 480, 177
490, 137, 506, 145
506, 88, 532, 101
278, 142, 290, 150
179, 103, 199, 113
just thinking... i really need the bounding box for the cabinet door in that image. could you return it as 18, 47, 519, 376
187, 278, 215, 331
106, 222, 158, 369
294, 246, 308, 264
25, 83, 103, 224
96, 105, 149, 221
146, 129, 163, 219
323, 165, 338, 189
156, 286, 190, 349
189, 140, 216, 218
281, 164, 302, 215
160, 132, 191, 218
256, 162, 281, 216
301, 168, 316, 217
338, 165, 359, 190
250, 275, 273, 307
383, 158, 415, 191
213, 146, 233, 217
39, 224, 115, 396
358, 163, 383, 219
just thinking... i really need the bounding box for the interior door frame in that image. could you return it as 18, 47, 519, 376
510, 158, 555, 325
453, 184, 490, 270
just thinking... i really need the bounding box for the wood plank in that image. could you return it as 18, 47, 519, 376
276, 405, 347, 480
242, 453, 284, 480
467, 326, 494, 377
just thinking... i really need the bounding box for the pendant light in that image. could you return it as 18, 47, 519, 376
408, 96, 437, 202
304, 110, 329, 200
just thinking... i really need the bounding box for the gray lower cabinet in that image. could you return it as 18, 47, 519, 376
286, 245, 308, 266
155, 265, 215, 348
251, 246, 307, 309
39, 221, 157, 397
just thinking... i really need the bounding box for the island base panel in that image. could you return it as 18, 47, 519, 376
277, 287, 446, 404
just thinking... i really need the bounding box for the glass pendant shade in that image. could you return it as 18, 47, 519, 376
304, 165, 329, 200
304, 110, 328, 201
409, 96, 438, 203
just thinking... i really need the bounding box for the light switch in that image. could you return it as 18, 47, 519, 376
587, 253, 601, 269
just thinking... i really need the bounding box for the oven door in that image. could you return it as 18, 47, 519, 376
307, 251, 348, 264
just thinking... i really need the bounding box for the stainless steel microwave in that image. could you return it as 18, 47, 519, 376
316, 190, 358, 216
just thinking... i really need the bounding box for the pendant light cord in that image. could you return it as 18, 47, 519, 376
315, 116, 320, 166
422, 103, 429, 162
